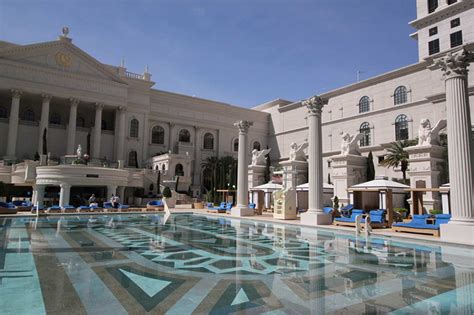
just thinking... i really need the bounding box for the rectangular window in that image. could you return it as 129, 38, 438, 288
450, 18, 460, 28
428, 39, 440, 55
428, 0, 438, 13
378, 156, 385, 164
429, 27, 438, 36
448, 0, 457, 4
450, 30, 463, 48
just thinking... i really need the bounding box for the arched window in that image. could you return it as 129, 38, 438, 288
395, 114, 409, 140
359, 96, 370, 113
233, 139, 239, 152
151, 125, 165, 144
101, 119, 107, 130
203, 167, 212, 190
0, 106, 7, 118
76, 116, 85, 128
162, 164, 166, 171
50, 113, 61, 125
179, 129, 190, 142
22, 108, 35, 121
203, 133, 214, 150
175, 163, 184, 176
253, 141, 261, 151
394, 86, 408, 105
130, 119, 139, 138
128, 151, 138, 167
359, 122, 371, 147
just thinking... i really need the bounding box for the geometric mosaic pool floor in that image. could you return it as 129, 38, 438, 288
0, 214, 473, 314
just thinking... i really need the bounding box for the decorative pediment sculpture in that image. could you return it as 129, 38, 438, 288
251, 148, 271, 166
418, 119, 447, 146
340, 132, 363, 156
289, 142, 308, 162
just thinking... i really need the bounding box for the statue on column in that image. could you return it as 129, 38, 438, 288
417, 119, 447, 146
289, 142, 308, 162
340, 132, 363, 155
251, 148, 271, 166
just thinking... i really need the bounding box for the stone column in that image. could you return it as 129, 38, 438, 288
301, 96, 332, 225
66, 98, 79, 155
33, 184, 45, 207
59, 183, 71, 208
231, 120, 254, 217
6, 89, 22, 159
38, 94, 52, 156
92, 103, 104, 159
193, 127, 202, 189
434, 50, 474, 244
116, 107, 126, 161
107, 185, 117, 200
168, 122, 175, 153
117, 186, 125, 200
142, 113, 149, 162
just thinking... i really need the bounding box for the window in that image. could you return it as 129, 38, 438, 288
395, 114, 409, 141
130, 119, 139, 138
428, 0, 438, 13
447, 0, 457, 5
151, 126, 165, 144
0, 106, 7, 118
358, 96, 370, 113
378, 156, 385, 164
429, 27, 438, 36
450, 18, 460, 28
360, 122, 371, 147
175, 163, 184, 176
50, 113, 61, 125
233, 139, 239, 152
428, 39, 440, 55
128, 151, 138, 167
76, 116, 85, 128
178, 129, 190, 142
394, 86, 408, 105
22, 109, 35, 121
203, 133, 214, 150
101, 119, 107, 130
450, 30, 463, 48
253, 141, 261, 151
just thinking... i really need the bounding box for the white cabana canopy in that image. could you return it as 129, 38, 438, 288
250, 182, 282, 192
296, 182, 334, 191
350, 176, 409, 192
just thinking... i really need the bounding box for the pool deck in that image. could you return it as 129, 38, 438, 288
1, 207, 473, 247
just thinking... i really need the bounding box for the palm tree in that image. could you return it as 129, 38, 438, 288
201, 156, 219, 190
380, 140, 417, 182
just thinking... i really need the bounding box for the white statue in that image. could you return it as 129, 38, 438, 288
76, 144, 82, 158
289, 142, 308, 162
418, 119, 447, 146
251, 148, 271, 166
340, 132, 363, 155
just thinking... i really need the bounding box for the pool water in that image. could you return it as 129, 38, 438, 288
0, 214, 473, 314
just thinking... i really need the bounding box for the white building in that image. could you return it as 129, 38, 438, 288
0, 0, 473, 208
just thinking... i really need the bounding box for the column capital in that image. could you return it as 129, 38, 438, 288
234, 120, 253, 133
69, 98, 80, 106
303, 95, 327, 116
95, 102, 104, 110
10, 89, 23, 98
41, 93, 52, 101
169, 122, 175, 128
60, 182, 71, 189
117, 106, 126, 112
435, 49, 472, 78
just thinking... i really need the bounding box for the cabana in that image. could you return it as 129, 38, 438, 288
249, 182, 282, 212
296, 182, 334, 211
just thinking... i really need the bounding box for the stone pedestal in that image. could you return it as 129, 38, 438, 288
280, 160, 308, 189
331, 154, 367, 205
248, 165, 266, 189
406, 144, 445, 211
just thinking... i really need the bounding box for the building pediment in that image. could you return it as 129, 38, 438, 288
0, 39, 127, 84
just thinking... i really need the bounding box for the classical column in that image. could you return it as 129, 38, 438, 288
116, 107, 126, 161
35, 185, 46, 207
117, 186, 125, 200
59, 183, 71, 208
193, 127, 202, 188
168, 122, 175, 153
66, 98, 79, 155
6, 89, 22, 159
301, 96, 332, 225
142, 113, 149, 162
92, 103, 104, 159
107, 185, 117, 200
231, 120, 254, 217
38, 94, 52, 155
434, 49, 474, 244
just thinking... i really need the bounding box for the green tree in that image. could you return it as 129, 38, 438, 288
367, 151, 375, 181
380, 140, 417, 182
162, 186, 172, 198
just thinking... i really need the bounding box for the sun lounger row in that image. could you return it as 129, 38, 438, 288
207, 202, 233, 213
334, 209, 387, 228
392, 214, 451, 237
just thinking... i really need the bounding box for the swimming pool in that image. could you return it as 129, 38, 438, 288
0, 213, 473, 314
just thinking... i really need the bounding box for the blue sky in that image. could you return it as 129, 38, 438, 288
0, 0, 417, 108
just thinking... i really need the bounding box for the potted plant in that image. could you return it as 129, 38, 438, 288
394, 207, 409, 219
429, 209, 443, 215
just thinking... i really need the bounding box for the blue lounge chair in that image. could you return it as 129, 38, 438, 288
361, 209, 387, 228
249, 203, 256, 209
47, 205, 62, 213
147, 200, 164, 211
0, 202, 18, 214
392, 214, 450, 237
77, 206, 91, 212
62, 205, 76, 212
12, 200, 32, 211
340, 204, 354, 217
334, 209, 365, 226
207, 202, 227, 213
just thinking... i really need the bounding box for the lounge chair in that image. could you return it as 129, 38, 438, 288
147, 200, 164, 211
31, 205, 45, 213
249, 203, 256, 209
361, 209, 388, 228
340, 204, 354, 217
0, 202, 18, 215
89, 204, 102, 212
392, 214, 451, 237
76, 205, 92, 212
62, 205, 76, 213
334, 209, 365, 226
46, 205, 62, 213
118, 204, 130, 211
12, 200, 32, 211
207, 202, 227, 213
